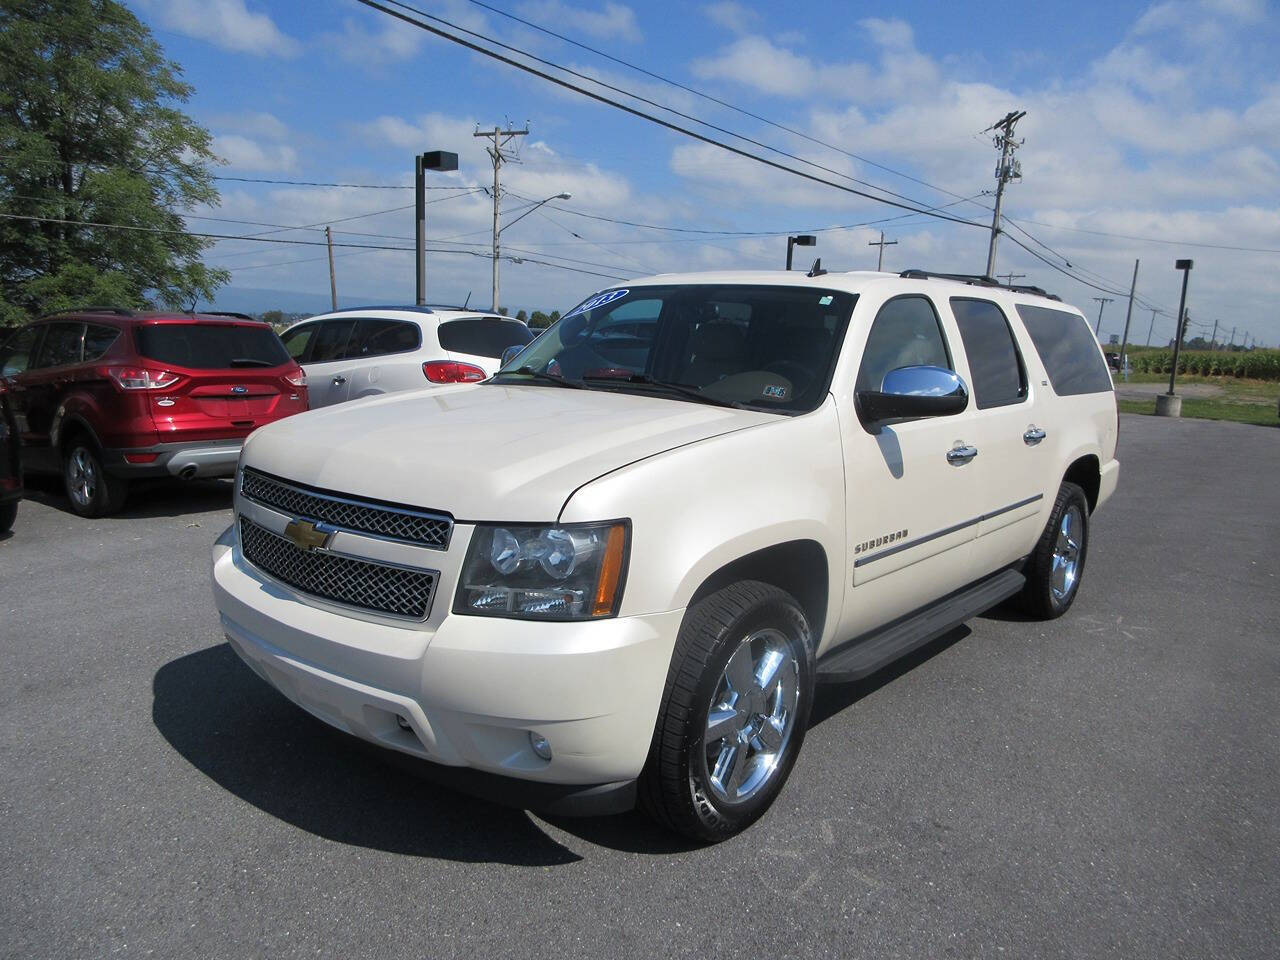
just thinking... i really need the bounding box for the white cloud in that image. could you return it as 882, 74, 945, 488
135, 0, 300, 57
702, 2, 759, 34
321, 17, 425, 64
515, 1, 642, 43
208, 111, 291, 141
213, 134, 299, 173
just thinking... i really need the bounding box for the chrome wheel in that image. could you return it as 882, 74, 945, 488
67, 447, 98, 509
1050, 504, 1084, 602
702, 628, 800, 804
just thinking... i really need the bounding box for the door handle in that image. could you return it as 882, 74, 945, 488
332, 375, 347, 385
1023, 426, 1047, 445
946, 444, 978, 465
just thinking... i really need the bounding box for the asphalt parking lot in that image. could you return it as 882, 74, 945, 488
1, 413, 1276, 960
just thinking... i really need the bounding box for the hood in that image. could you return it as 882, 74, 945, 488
243, 382, 778, 521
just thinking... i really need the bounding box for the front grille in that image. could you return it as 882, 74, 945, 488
239, 516, 438, 620
240, 468, 451, 548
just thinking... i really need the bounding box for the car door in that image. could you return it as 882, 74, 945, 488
945, 297, 1050, 572
20, 321, 84, 467
297, 319, 355, 407
836, 293, 982, 639
341, 318, 423, 400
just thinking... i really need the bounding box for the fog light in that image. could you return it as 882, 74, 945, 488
529, 731, 553, 761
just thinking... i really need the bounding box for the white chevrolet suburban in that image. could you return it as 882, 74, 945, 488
211, 269, 1119, 841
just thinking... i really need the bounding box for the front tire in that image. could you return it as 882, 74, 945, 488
63, 441, 128, 518
1019, 481, 1090, 619
639, 581, 814, 842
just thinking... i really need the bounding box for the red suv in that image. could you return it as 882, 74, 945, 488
0, 308, 308, 517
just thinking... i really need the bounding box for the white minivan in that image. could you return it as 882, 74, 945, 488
279, 306, 534, 407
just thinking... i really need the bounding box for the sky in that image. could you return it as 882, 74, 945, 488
125, 0, 1280, 347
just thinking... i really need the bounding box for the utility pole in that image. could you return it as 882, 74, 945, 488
1118, 259, 1139, 374
1228, 326, 1236, 349
868, 231, 897, 271
997, 272, 1026, 286
475, 125, 529, 312
1209, 318, 1219, 350
983, 109, 1026, 278
325, 226, 337, 310
1091, 296, 1114, 336
1146, 309, 1158, 346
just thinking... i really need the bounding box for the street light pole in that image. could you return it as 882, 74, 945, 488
492, 192, 570, 312
786, 234, 816, 270
1156, 259, 1194, 418
415, 150, 458, 305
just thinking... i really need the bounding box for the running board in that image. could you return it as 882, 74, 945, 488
817, 569, 1026, 683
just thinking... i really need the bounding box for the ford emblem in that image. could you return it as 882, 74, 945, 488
231, 385, 248, 394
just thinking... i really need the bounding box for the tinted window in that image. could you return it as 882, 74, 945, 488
32, 322, 84, 369
280, 322, 316, 361
83, 324, 120, 362
308, 320, 355, 363
439, 317, 533, 359
951, 298, 1026, 409
0, 326, 40, 377
498, 286, 856, 413
135, 323, 289, 369
855, 296, 952, 394
350, 318, 420, 358
1016, 304, 1114, 396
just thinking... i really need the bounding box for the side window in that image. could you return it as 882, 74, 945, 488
349, 319, 420, 359
855, 296, 952, 394
31, 322, 84, 369
280, 323, 316, 362
83, 324, 120, 362
0, 326, 41, 377
950, 298, 1027, 409
307, 320, 356, 363
1015, 304, 1113, 396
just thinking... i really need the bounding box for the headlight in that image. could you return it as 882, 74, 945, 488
454, 521, 629, 621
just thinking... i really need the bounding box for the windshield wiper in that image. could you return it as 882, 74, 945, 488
500, 365, 586, 389
229, 357, 274, 367
581, 373, 746, 409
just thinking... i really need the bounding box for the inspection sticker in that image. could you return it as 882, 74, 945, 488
818, 295, 834, 305
762, 384, 789, 399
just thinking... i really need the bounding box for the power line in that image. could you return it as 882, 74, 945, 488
1004, 214, 1280, 256
352, 0, 988, 231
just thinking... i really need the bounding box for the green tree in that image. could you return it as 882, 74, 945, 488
260, 309, 285, 326
528, 310, 551, 329
0, 0, 227, 325
515, 308, 527, 322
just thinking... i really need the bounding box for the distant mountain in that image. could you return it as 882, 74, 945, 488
194, 286, 372, 318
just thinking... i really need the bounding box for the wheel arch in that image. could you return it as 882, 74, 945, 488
1063, 453, 1101, 513
52, 412, 104, 454
686, 539, 830, 652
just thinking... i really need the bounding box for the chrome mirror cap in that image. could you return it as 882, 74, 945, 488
880, 365, 969, 399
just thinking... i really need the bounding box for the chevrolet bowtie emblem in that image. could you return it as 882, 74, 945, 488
283, 518, 331, 552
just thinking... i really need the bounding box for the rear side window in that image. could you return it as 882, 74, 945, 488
950, 298, 1027, 409
1016, 304, 1113, 396
0, 326, 40, 377
32, 322, 84, 369
308, 320, 355, 363
280, 323, 316, 361
855, 295, 952, 394
349, 319, 420, 358
438, 317, 533, 359
135, 323, 289, 369
83, 324, 120, 362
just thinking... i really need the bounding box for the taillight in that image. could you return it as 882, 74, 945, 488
284, 367, 307, 387
423, 361, 486, 383
106, 366, 180, 390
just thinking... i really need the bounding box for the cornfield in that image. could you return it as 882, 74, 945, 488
1125, 348, 1280, 380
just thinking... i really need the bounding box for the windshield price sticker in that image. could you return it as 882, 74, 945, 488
563, 288, 630, 321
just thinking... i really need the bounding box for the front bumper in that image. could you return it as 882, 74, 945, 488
106, 439, 244, 479
211, 527, 682, 813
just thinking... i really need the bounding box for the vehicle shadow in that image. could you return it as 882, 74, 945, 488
23, 474, 234, 519
152, 644, 583, 866
808, 624, 972, 727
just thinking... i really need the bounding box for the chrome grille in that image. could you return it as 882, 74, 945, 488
240, 468, 451, 548
238, 516, 437, 620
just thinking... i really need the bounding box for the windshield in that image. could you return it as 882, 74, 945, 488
493, 285, 856, 413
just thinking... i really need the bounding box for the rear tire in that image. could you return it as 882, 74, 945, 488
63, 440, 128, 518
1019, 481, 1089, 619
639, 580, 814, 842
0, 500, 15, 534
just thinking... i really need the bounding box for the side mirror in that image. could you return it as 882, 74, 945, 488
857, 365, 969, 423
499, 344, 526, 369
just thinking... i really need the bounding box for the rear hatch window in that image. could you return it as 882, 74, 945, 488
136, 323, 290, 369
438, 317, 533, 358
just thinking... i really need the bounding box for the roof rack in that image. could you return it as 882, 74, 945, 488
193, 310, 260, 322
329, 304, 436, 315
898, 269, 1060, 301
43, 305, 135, 318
